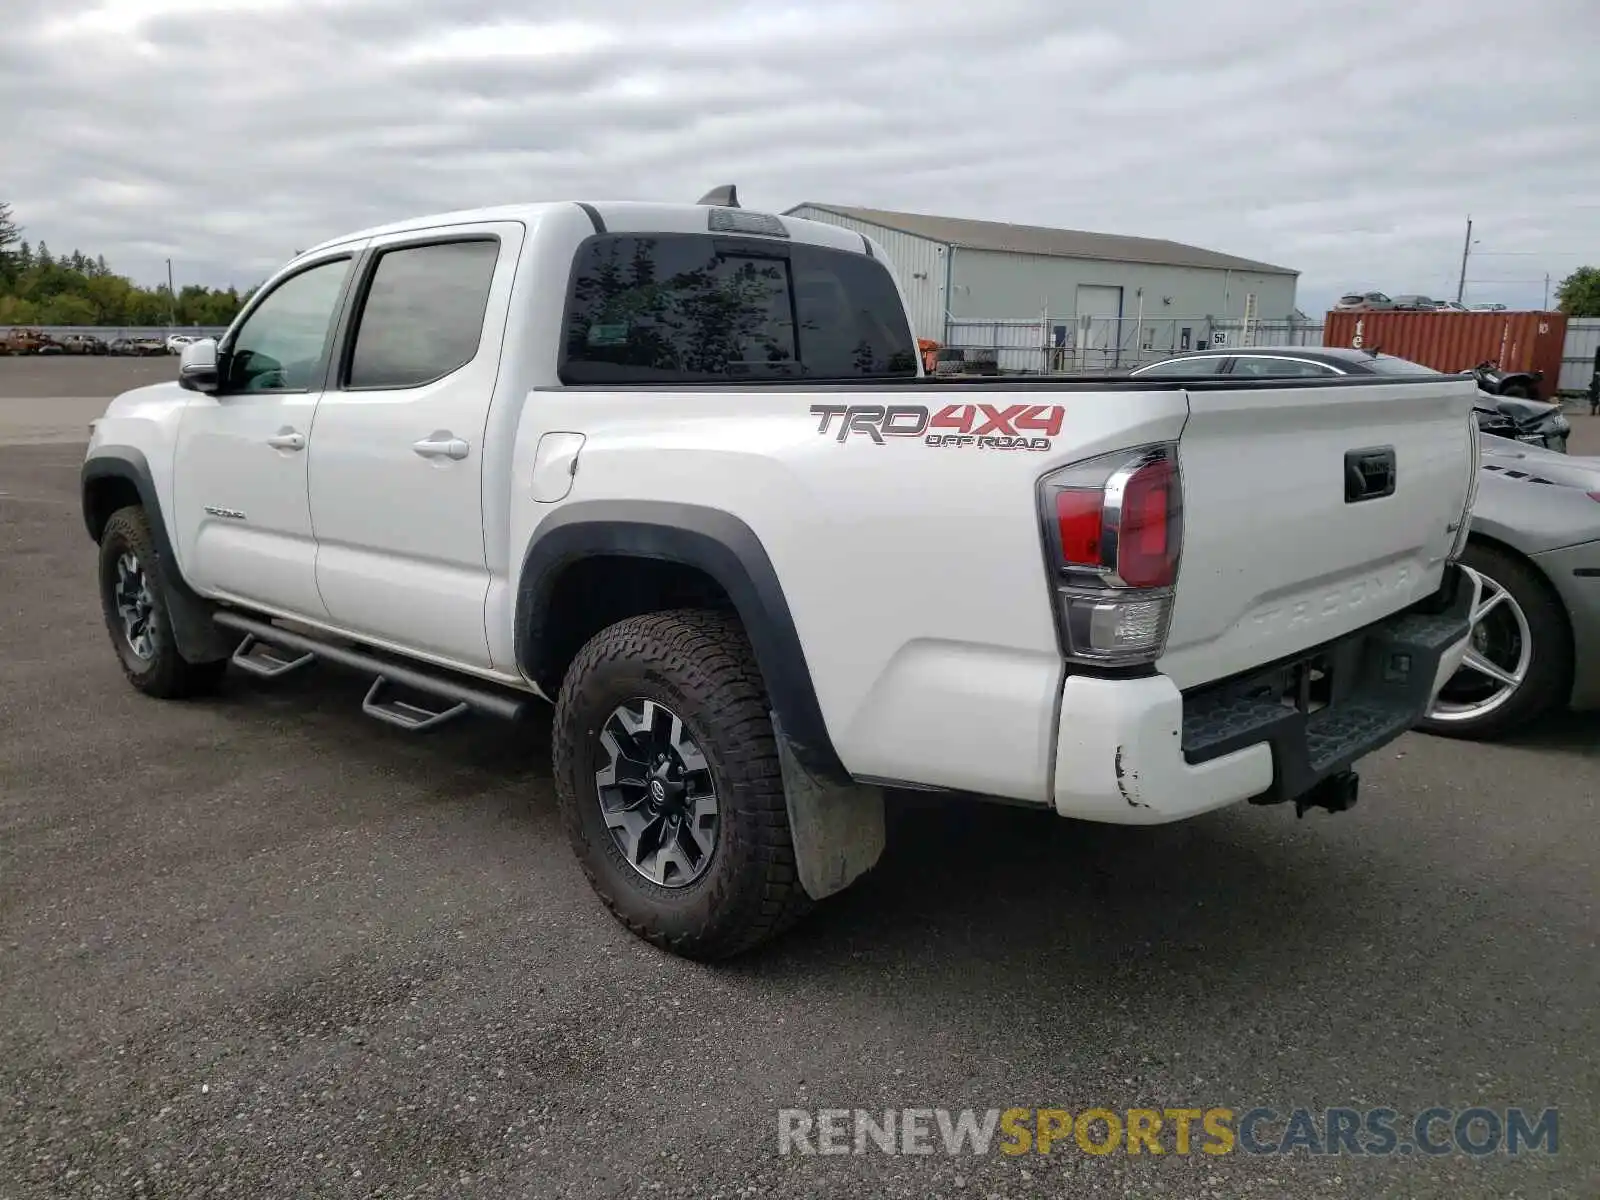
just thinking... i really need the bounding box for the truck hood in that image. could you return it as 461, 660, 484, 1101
102, 381, 187, 418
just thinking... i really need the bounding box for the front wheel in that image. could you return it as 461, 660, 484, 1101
1419, 543, 1572, 739
96, 507, 227, 699
552, 609, 811, 960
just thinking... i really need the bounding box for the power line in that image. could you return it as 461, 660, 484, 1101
1470, 250, 1591, 257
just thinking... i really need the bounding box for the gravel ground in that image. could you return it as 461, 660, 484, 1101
1, 367, 1596, 1198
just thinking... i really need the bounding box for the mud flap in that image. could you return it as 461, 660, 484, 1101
772, 713, 885, 900
163, 577, 234, 664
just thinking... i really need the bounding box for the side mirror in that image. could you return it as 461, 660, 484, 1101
178, 338, 221, 393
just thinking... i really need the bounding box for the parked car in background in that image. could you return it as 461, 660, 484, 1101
1471, 391, 1568, 453
1334, 292, 1396, 311
166, 334, 200, 355
1420, 439, 1600, 739
1130, 348, 1569, 452
2, 328, 65, 355
1470, 303, 1509, 312
1129, 346, 1442, 380
128, 337, 167, 357
60, 333, 110, 356
1390, 294, 1442, 310
1432, 300, 1471, 312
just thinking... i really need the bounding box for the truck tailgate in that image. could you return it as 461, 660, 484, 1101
1159, 378, 1477, 690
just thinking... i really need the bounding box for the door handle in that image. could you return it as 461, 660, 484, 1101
412, 434, 470, 461
266, 430, 306, 452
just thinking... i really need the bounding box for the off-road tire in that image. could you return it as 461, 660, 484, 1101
96, 506, 228, 699
552, 609, 812, 960
1418, 542, 1572, 740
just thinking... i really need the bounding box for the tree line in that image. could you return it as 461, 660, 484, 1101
0, 200, 253, 328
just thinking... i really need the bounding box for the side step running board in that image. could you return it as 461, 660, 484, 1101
232, 634, 315, 679
213, 611, 527, 730
363, 677, 469, 733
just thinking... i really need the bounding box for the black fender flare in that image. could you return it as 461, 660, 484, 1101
515, 500, 848, 783
81, 447, 233, 663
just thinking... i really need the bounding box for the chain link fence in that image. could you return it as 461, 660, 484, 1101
940, 316, 1328, 375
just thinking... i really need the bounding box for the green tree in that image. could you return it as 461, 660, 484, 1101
0, 295, 39, 324
40, 294, 97, 325
0, 203, 248, 328
0, 201, 19, 256
1556, 267, 1600, 318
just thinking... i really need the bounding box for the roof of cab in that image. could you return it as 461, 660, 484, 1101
300, 201, 868, 258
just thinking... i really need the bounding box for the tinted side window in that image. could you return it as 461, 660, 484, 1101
1231, 357, 1335, 378
561, 235, 917, 384
1364, 355, 1439, 376
223, 257, 350, 393
1136, 356, 1225, 377
346, 239, 499, 389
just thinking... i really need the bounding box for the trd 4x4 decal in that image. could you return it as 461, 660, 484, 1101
810, 404, 1064, 451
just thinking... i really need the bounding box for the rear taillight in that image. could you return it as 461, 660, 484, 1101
1115, 456, 1179, 588
1038, 444, 1183, 665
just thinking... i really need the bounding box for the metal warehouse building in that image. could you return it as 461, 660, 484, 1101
785, 203, 1299, 370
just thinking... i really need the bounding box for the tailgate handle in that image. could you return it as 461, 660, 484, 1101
1345, 447, 1396, 503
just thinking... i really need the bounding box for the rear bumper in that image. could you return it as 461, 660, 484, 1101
1052, 564, 1477, 824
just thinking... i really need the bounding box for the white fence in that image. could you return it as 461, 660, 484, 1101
1560, 319, 1600, 393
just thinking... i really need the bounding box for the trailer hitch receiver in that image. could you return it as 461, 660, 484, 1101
1295, 769, 1360, 818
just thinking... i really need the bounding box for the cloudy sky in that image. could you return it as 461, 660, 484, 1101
5, 0, 1597, 314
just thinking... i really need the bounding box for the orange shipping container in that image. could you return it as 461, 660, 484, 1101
1322, 310, 1567, 400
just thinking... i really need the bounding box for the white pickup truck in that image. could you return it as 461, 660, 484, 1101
82, 188, 1481, 958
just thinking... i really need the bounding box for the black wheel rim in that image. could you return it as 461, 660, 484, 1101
594, 698, 719, 888
112, 551, 157, 661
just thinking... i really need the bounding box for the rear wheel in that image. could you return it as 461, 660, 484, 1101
96, 507, 227, 699
552, 609, 811, 960
1419, 542, 1571, 739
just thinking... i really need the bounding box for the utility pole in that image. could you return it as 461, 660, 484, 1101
1455, 216, 1472, 303
166, 257, 177, 330
1543, 273, 1551, 309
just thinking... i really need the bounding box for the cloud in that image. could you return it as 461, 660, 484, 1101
4, 0, 1597, 311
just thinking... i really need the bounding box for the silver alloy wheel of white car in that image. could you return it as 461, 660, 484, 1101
1426, 570, 1533, 724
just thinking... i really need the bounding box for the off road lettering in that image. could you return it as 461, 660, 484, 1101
812, 404, 1063, 450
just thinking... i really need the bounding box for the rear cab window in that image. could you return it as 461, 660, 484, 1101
559, 234, 918, 384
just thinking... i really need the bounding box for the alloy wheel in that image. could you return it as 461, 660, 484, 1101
113, 552, 157, 661
594, 698, 719, 888
1427, 571, 1532, 724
